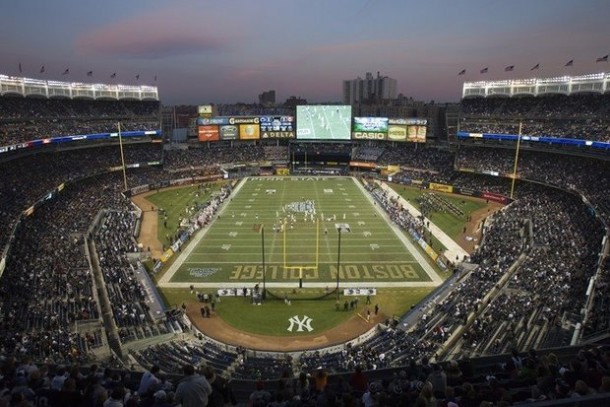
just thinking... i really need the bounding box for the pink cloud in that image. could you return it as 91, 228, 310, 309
76, 10, 235, 59
310, 39, 412, 55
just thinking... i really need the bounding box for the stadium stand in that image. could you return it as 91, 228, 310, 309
0, 97, 160, 145
1, 91, 610, 406
460, 94, 610, 142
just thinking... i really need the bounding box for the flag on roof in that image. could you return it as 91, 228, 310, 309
504, 65, 514, 72
530, 63, 540, 71
480, 67, 488, 74
564, 60, 573, 67
62, 68, 70, 75
457, 69, 466, 75
596, 55, 608, 63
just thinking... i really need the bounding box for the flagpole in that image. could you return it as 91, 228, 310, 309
118, 122, 128, 190
510, 121, 523, 199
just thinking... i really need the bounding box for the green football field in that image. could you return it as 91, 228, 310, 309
161, 177, 439, 287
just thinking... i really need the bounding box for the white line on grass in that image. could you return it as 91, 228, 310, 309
158, 177, 249, 285
158, 281, 439, 289
351, 177, 442, 284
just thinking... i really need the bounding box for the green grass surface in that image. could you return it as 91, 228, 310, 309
141, 177, 486, 338
168, 177, 431, 284
390, 184, 486, 240
162, 286, 433, 336
145, 183, 226, 247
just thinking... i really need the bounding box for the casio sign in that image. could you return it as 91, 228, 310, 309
352, 132, 385, 140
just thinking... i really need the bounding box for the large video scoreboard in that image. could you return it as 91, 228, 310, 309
197, 116, 295, 142
196, 112, 426, 143
296, 105, 352, 140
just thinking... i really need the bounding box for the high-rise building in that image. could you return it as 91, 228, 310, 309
343, 72, 397, 105
258, 90, 276, 106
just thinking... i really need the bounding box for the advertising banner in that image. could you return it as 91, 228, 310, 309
160, 248, 174, 263
219, 125, 238, 140
239, 124, 260, 140
387, 124, 407, 141
482, 191, 510, 204
198, 125, 219, 142
343, 288, 377, 296
351, 132, 386, 140
260, 116, 294, 138
407, 125, 427, 143
197, 117, 229, 125
429, 183, 453, 193
349, 161, 377, 168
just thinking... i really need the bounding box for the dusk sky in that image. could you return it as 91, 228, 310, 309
2, 0, 610, 105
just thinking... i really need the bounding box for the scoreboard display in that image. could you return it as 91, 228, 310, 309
260, 116, 295, 139
195, 115, 425, 143
296, 105, 352, 140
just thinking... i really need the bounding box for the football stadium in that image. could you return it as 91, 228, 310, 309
1, 76, 609, 406
2, 4, 610, 406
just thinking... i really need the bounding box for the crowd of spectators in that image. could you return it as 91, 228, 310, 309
0, 97, 160, 146
583, 258, 610, 338
0, 173, 134, 364
0, 143, 163, 251
378, 144, 455, 183
455, 147, 610, 224
92, 210, 158, 341
352, 144, 386, 162
460, 94, 610, 142
163, 144, 266, 170
459, 190, 603, 354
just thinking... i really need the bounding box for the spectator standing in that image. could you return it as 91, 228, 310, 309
349, 365, 369, 397
313, 367, 328, 393
138, 365, 162, 396
427, 364, 447, 398
203, 366, 236, 406
249, 380, 271, 406
174, 364, 213, 407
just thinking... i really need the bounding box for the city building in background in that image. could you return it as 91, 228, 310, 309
258, 90, 276, 106
343, 72, 397, 105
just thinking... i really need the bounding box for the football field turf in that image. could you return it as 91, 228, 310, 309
160, 177, 441, 288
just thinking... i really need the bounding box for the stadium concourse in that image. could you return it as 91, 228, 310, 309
0, 89, 609, 406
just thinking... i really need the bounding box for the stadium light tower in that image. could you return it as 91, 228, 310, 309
335, 223, 351, 299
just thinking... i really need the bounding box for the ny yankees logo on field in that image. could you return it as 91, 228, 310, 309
287, 315, 314, 332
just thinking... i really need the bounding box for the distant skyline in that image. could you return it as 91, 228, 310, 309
1, 0, 610, 105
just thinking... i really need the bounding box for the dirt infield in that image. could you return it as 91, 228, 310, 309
131, 186, 502, 351
131, 192, 164, 260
